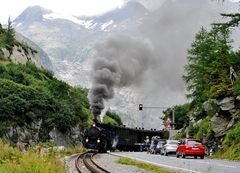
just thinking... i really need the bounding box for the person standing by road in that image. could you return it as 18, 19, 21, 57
145, 136, 150, 154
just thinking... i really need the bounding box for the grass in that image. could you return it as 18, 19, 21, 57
117, 157, 182, 173
59, 146, 86, 157
0, 59, 9, 65
211, 143, 240, 160
211, 122, 240, 161
0, 140, 66, 173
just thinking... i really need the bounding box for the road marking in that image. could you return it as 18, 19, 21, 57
196, 161, 238, 168
109, 152, 201, 173
214, 164, 237, 168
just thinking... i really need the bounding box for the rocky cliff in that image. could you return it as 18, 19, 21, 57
1, 45, 41, 68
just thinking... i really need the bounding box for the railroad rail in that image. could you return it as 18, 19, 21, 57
75, 152, 110, 173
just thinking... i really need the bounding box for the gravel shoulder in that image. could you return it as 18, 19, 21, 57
64, 154, 80, 173
94, 153, 153, 173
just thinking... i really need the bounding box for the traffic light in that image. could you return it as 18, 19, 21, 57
139, 104, 143, 110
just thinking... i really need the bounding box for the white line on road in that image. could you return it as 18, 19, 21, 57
196, 161, 238, 168
109, 152, 202, 173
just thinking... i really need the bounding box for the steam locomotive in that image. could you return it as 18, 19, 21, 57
83, 122, 165, 152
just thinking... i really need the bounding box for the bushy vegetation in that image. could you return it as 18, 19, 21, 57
0, 139, 66, 173
102, 109, 123, 126
0, 59, 91, 141
195, 117, 214, 140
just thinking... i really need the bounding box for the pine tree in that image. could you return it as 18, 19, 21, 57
183, 25, 233, 105
4, 17, 15, 48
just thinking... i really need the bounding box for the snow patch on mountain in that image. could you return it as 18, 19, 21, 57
43, 12, 96, 29
101, 20, 114, 31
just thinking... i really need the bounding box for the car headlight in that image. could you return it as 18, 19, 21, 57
97, 139, 100, 143
85, 138, 89, 142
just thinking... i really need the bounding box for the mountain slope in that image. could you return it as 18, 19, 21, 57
15, 32, 54, 71
12, 0, 238, 129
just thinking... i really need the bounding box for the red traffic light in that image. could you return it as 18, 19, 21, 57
139, 104, 143, 110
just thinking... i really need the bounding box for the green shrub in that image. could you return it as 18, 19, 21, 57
213, 143, 240, 160
196, 117, 214, 140
212, 122, 240, 160
233, 78, 240, 95
175, 132, 186, 140
223, 122, 240, 147
209, 83, 233, 99
105, 110, 123, 125
103, 116, 119, 125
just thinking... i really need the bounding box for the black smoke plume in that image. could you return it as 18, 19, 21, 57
89, 35, 155, 119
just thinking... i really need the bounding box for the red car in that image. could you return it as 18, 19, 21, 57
176, 138, 205, 159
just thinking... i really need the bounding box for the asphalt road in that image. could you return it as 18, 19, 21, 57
110, 152, 240, 173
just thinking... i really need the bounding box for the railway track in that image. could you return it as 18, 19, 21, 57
75, 152, 111, 173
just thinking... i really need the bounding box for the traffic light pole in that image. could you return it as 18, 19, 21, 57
138, 105, 175, 130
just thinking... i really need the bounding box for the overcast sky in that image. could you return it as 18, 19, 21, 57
0, 0, 238, 24
0, 0, 125, 24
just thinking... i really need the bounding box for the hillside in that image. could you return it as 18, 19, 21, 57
12, 1, 238, 129
0, 23, 91, 145
163, 13, 240, 160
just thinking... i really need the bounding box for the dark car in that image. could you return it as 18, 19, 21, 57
154, 139, 167, 154
176, 138, 205, 159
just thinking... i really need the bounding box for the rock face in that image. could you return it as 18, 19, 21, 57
15, 32, 54, 71
200, 96, 238, 137
1, 45, 41, 68
4, 120, 82, 146
201, 96, 240, 154
211, 113, 231, 137
203, 99, 218, 112
196, 96, 239, 140
217, 97, 235, 111
4, 120, 42, 142
49, 127, 82, 146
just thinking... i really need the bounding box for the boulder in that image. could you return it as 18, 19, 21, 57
203, 99, 218, 112
1, 48, 10, 58
1, 45, 42, 68
235, 96, 240, 109
3, 120, 42, 142
49, 126, 82, 146
10, 45, 41, 68
211, 113, 231, 136
217, 97, 235, 111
